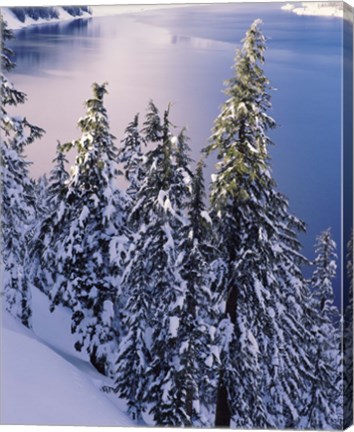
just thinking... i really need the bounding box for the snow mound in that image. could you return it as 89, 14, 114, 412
0, 314, 133, 426
1, 290, 134, 427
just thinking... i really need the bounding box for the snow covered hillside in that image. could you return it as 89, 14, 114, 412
0, 288, 134, 426
1, 6, 92, 30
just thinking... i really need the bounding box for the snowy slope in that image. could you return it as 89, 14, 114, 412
1, 7, 92, 30
0, 289, 134, 426
30, 286, 89, 361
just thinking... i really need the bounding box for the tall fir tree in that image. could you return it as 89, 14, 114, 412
30, 83, 129, 375
60, 83, 129, 375
118, 113, 146, 203
143, 104, 194, 426
29, 142, 69, 296
176, 158, 222, 426
115, 102, 194, 426
305, 229, 341, 428
113, 226, 154, 423
0, 16, 44, 327
47, 141, 69, 209
34, 174, 49, 220
204, 19, 314, 428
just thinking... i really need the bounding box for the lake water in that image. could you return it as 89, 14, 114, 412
8, 4, 346, 303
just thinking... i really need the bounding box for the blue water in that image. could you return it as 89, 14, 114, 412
8, 4, 346, 305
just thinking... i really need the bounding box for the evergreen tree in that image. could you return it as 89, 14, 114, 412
31, 174, 50, 226
118, 113, 146, 202
113, 227, 154, 422
117, 114, 147, 239
31, 83, 128, 375
0, 16, 44, 327
305, 229, 341, 429
61, 83, 129, 376
171, 128, 193, 213
144, 105, 193, 426
204, 19, 313, 428
114, 104, 167, 422
115, 102, 193, 426
28, 143, 69, 296
47, 141, 69, 209
176, 158, 222, 426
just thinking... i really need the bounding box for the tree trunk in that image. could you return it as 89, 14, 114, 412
185, 277, 196, 425
185, 385, 194, 425
215, 284, 238, 427
90, 347, 106, 375
215, 370, 232, 426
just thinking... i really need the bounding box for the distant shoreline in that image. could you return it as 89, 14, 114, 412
2, 7, 92, 30
2, 4, 191, 30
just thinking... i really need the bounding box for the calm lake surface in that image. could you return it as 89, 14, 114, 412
8, 4, 344, 303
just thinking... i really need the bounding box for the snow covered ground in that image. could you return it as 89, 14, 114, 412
0, 287, 134, 427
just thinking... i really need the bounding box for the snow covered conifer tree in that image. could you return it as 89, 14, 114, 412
176, 158, 222, 426
144, 105, 195, 426
114, 103, 164, 421
56, 83, 129, 375
34, 174, 49, 219
118, 114, 146, 202
171, 128, 193, 213
113, 227, 153, 422
305, 229, 341, 429
204, 19, 313, 428
0, 16, 44, 327
115, 101, 194, 426
31, 83, 128, 375
47, 141, 69, 209
28, 142, 69, 295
